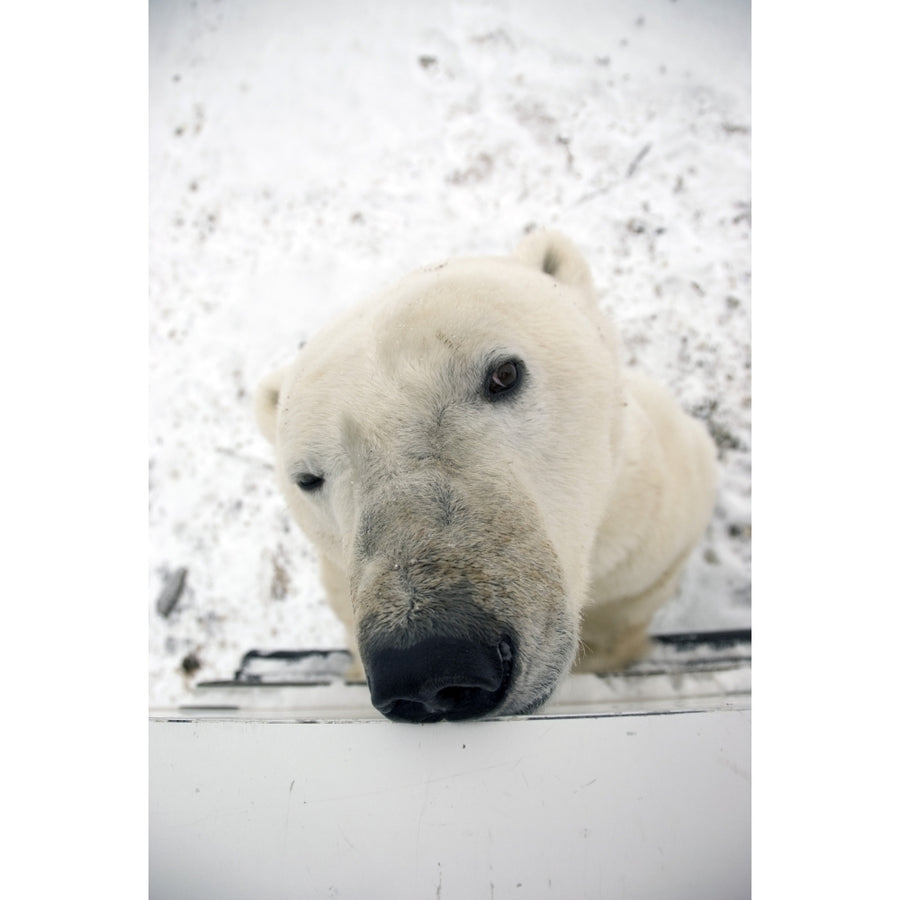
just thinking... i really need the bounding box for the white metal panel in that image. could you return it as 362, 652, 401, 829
150, 708, 749, 900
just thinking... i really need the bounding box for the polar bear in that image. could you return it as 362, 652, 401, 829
255, 231, 717, 722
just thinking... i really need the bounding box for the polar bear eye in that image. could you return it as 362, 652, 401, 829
485, 359, 523, 400
295, 472, 325, 493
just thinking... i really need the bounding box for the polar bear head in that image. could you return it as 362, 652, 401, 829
256, 231, 626, 721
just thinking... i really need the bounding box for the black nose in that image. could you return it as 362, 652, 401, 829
365, 636, 514, 723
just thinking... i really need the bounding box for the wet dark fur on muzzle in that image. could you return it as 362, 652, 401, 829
349, 468, 576, 722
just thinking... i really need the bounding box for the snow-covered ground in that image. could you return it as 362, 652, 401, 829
149, 0, 750, 708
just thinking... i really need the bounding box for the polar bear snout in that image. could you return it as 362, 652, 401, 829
348, 483, 575, 721
363, 634, 514, 723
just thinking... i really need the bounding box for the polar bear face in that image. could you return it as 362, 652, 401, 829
257, 234, 627, 721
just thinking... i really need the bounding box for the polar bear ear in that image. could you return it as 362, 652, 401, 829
513, 230, 595, 294
254, 367, 287, 445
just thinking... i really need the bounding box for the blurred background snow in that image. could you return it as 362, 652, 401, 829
149, 0, 750, 708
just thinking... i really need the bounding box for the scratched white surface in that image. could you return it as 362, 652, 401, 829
150, 709, 750, 899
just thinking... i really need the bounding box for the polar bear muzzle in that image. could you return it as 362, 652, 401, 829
345, 466, 576, 721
